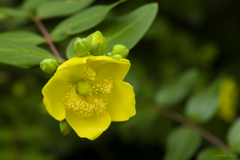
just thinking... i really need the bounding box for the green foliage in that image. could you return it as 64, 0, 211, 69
0, 7, 29, 19
51, 1, 123, 42
0, 31, 45, 45
103, 3, 158, 50
185, 78, 221, 123
227, 118, 240, 154
0, 41, 56, 69
197, 147, 237, 160
155, 68, 199, 107
36, 0, 94, 19
66, 3, 158, 59
164, 127, 202, 160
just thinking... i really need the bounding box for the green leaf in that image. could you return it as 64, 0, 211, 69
197, 147, 237, 160
102, 3, 158, 51
0, 31, 45, 45
164, 127, 201, 160
0, 7, 29, 19
227, 117, 240, 154
20, 0, 49, 11
0, 41, 56, 69
154, 69, 199, 107
185, 78, 221, 124
51, 1, 124, 42
36, 0, 94, 19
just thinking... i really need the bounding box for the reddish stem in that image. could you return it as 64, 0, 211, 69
33, 16, 65, 62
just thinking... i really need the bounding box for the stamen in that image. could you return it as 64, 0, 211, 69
63, 86, 106, 118
80, 64, 96, 81
96, 77, 113, 94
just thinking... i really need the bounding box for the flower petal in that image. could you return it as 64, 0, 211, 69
105, 81, 136, 121
42, 71, 73, 121
66, 110, 111, 140
87, 56, 130, 81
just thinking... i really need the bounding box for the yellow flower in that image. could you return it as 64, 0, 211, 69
42, 56, 136, 140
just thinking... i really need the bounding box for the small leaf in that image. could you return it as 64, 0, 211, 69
227, 117, 240, 154
0, 41, 56, 69
36, 0, 94, 19
164, 127, 201, 160
155, 69, 199, 107
102, 3, 158, 51
185, 78, 221, 124
51, 1, 124, 42
197, 147, 237, 160
0, 31, 45, 45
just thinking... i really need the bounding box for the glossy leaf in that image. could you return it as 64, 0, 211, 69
155, 69, 199, 107
227, 117, 240, 154
0, 41, 56, 69
197, 147, 237, 160
36, 0, 94, 19
164, 127, 201, 160
185, 78, 221, 124
51, 1, 123, 42
0, 31, 45, 45
102, 3, 158, 51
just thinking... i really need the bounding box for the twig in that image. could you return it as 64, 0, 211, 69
138, 99, 232, 152
157, 107, 231, 152
32, 16, 65, 62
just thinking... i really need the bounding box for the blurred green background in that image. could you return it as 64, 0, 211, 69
1, 0, 240, 159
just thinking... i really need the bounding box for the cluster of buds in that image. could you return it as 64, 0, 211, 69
74, 31, 107, 57
73, 31, 129, 59
40, 31, 130, 74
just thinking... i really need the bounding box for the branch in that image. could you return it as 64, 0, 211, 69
138, 99, 232, 152
157, 106, 231, 152
32, 16, 65, 62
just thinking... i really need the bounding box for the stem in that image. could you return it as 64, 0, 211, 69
32, 16, 65, 62
157, 107, 231, 152
138, 99, 231, 152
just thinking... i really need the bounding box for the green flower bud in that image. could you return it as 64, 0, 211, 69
112, 44, 129, 58
90, 42, 103, 56
73, 36, 92, 57
40, 59, 59, 74
90, 31, 107, 55
110, 54, 123, 60
59, 120, 73, 136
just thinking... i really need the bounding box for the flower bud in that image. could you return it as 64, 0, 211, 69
74, 36, 92, 57
59, 120, 73, 136
90, 42, 103, 56
90, 31, 107, 55
112, 44, 129, 58
110, 54, 123, 60
40, 59, 59, 74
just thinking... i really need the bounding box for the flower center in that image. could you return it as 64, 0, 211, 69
76, 80, 98, 95
63, 86, 106, 118
62, 64, 113, 118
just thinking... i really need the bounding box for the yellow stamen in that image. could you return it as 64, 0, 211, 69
96, 77, 113, 94
80, 64, 96, 81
